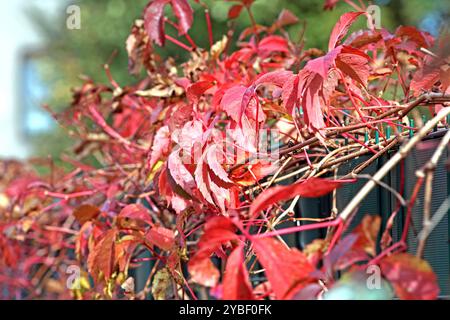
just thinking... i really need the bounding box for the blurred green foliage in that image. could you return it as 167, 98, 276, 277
28, 0, 449, 159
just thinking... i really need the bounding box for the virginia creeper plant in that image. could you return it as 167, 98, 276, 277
1, 0, 450, 300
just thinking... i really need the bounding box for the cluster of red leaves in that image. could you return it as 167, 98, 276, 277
1, 0, 448, 299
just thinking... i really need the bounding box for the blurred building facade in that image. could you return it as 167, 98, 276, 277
0, 0, 59, 159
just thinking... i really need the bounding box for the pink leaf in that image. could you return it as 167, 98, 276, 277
323, 0, 340, 10
144, 0, 193, 46
254, 70, 293, 87
206, 145, 234, 186
149, 125, 171, 169
168, 150, 196, 197
301, 71, 328, 132
305, 47, 341, 79
194, 152, 215, 205
275, 9, 299, 29
281, 73, 300, 115
328, 12, 364, 51
171, 0, 194, 36
221, 85, 247, 123
208, 178, 231, 213
173, 120, 204, 152
144, 0, 167, 46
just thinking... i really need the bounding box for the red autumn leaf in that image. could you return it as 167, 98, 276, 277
194, 145, 236, 211
325, 215, 381, 271
346, 29, 383, 49
380, 253, 439, 300
281, 73, 300, 114
198, 228, 240, 253
144, 0, 193, 46
206, 145, 234, 187
169, 103, 194, 131
249, 178, 346, 217
158, 165, 172, 198
194, 151, 216, 205
221, 71, 289, 124
395, 26, 433, 48
253, 237, 315, 299
188, 216, 239, 287
149, 125, 171, 169
115, 237, 141, 271
273, 9, 299, 29
171, 0, 194, 35
254, 70, 293, 87
204, 215, 235, 232
240, 88, 265, 125
208, 178, 232, 213
197, 216, 238, 249
323, 0, 340, 10
282, 61, 336, 131
324, 233, 371, 272
187, 80, 215, 103
221, 85, 247, 123
351, 214, 381, 257
145, 226, 175, 251
282, 44, 369, 131
144, 0, 167, 46
188, 256, 220, 287
228, 4, 244, 20
335, 46, 370, 86
173, 119, 204, 152
87, 228, 118, 281
258, 35, 290, 55
73, 204, 100, 225
334, 249, 370, 271
75, 221, 93, 259
222, 244, 254, 300
167, 150, 196, 197
440, 65, 450, 92
410, 58, 442, 97
230, 160, 276, 186
305, 47, 341, 78
328, 12, 364, 51
117, 204, 153, 231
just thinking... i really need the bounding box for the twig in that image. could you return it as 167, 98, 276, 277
417, 196, 450, 249
416, 129, 450, 257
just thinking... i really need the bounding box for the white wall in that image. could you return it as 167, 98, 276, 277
0, 0, 61, 159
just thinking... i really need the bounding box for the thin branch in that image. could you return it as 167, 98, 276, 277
416, 129, 450, 257
339, 107, 450, 222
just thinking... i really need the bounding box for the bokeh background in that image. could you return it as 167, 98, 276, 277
1, 0, 449, 163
